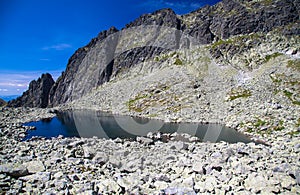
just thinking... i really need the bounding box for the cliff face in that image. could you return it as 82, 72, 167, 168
0, 98, 6, 107
48, 27, 119, 106
12, 0, 299, 108
8, 73, 54, 108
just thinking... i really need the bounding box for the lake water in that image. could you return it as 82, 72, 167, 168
23, 110, 254, 143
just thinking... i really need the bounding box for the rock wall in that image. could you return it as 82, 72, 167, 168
12, 0, 300, 107
0, 98, 6, 107
8, 73, 54, 108
48, 0, 299, 107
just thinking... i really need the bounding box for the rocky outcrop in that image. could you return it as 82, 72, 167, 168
0, 98, 6, 107
8, 73, 54, 108
125, 8, 181, 29
47, 0, 299, 107
181, 0, 299, 43
14, 0, 299, 107
208, 0, 298, 39
48, 27, 119, 106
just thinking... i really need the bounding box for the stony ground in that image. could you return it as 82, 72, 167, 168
0, 107, 299, 194
1, 32, 300, 194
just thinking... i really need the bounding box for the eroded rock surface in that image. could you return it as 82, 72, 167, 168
8, 73, 54, 108
13, 0, 299, 107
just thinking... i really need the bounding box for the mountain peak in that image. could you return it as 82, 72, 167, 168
10, 0, 300, 108
8, 73, 54, 108
125, 7, 180, 29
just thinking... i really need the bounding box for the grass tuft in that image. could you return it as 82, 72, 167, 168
287, 59, 300, 72
174, 58, 183, 65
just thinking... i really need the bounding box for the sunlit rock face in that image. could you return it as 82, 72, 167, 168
11, 0, 300, 108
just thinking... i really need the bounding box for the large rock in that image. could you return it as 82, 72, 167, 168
19, 172, 50, 183
24, 161, 45, 173
0, 163, 29, 177
8, 73, 54, 108
0, 98, 6, 107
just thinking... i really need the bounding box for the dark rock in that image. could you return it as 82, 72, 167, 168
20, 0, 300, 107
207, 0, 299, 67
0, 98, 6, 107
8, 73, 54, 108
136, 136, 153, 145
112, 46, 167, 77
48, 27, 119, 107
125, 8, 181, 29
208, 0, 299, 39
212, 166, 222, 172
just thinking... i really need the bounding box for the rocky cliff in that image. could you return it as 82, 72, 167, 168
12, 0, 299, 107
8, 73, 54, 108
0, 98, 6, 107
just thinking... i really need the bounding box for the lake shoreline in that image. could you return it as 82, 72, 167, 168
0, 107, 299, 194
24, 108, 257, 144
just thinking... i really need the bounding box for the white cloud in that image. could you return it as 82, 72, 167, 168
0, 82, 27, 87
42, 43, 72, 51
0, 70, 62, 96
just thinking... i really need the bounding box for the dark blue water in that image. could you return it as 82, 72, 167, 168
23, 110, 254, 143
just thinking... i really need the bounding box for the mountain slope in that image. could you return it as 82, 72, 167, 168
9, 0, 299, 108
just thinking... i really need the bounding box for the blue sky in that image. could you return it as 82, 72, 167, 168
0, 0, 220, 96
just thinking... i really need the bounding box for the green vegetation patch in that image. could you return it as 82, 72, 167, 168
126, 94, 149, 112
264, 52, 283, 63
292, 101, 300, 106
283, 90, 293, 99
269, 73, 283, 83
227, 87, 252, 101
296, 118, 300, 127
287, 80, 300, 86
126, 83, 173, 113
261, 0, 273, 6
287, 131, 300, 136
211, 39, 234, 49
269, 72, 300, 106
272, 120, 285, 131
282, 90, 300, 106
287, 59, 300, 72
174, 58, 183, 65
253, 118, 267, 128
211, 33, 263, 49
244, 118, 285, 135
155, 51, 178, 62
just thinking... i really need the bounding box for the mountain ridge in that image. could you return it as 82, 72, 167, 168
8, 0, 299, 108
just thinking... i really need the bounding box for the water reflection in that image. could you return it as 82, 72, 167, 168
24, 110, 253, 143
